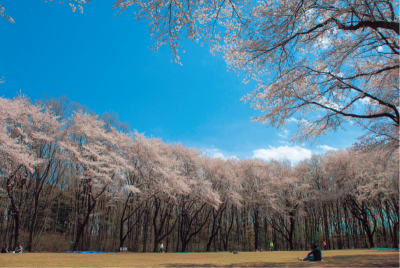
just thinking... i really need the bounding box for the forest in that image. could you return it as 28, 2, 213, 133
0, 95, 398, 253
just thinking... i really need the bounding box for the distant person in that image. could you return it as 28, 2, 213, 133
159, 242, 164, 253
323, 241, 327, 250
15, 243, 23, 253
298, 244, 322, 261
1, 243, 9, 253
269, 241, 274, 251
233, 249, 238, 254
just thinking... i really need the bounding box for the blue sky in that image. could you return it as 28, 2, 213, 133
0, 0, 362, 164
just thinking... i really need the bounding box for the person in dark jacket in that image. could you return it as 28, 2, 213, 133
1, 243, 9, 253
298, 244, 322, 261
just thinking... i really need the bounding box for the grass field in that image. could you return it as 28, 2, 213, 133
0, 250, 398, 267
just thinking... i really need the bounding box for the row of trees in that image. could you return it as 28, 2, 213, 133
1, 95, 398, 252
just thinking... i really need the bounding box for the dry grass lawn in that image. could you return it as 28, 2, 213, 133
0, 249, 398, 267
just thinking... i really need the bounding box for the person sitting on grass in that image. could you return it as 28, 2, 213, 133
1, 243, 9, 253
15, 243, 23, 253
233, 249, 238, 254
298, 244, 322, 261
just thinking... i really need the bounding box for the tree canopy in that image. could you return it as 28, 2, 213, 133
113, 0, 399, 149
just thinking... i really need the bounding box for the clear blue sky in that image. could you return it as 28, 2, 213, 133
0, 0, 362, 163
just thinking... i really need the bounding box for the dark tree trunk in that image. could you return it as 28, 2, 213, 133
323, 204, 330, 250
27, 194, 40, 252
13, 210, 20, 250
206, 209, 222, 252
288, 216, 295, 250
142, 210, 149, 252
7, 173, 28, 251
264, 218, 268, 251
179, 205, 211, 252
220, 207, 234, 251
392, 222, 399, 249
73, 200, 96, 251
152, 199, 177, 252
253, 208, 260, 250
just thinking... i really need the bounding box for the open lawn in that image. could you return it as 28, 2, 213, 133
0, 250, 398, 267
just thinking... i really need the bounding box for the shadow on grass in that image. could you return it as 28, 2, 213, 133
162, 253, 399, 267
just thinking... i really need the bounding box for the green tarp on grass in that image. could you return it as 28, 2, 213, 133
368, 248, 399, 250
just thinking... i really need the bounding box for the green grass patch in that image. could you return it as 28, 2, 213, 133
0, 250, 398, 267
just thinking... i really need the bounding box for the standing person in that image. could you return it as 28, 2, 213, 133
269, 241, 274, 251
159, 242, 164, 253
15, 243, 23, 253
323, 241, 327, 250
1, 243, 9, 253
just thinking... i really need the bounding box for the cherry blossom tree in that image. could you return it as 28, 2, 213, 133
25, 114, 67, 252
0, 96, 62, 249
61, 111, 132, 251
201, 157, 242, 251
348, 150, 399, 248
266, 159, 309, 250
171, 145, 221, 252
320, 149, 399, 248
121, 134, 192, 252
322, 151, 375, 247
114, 0, 399, 149
239, 158, 273, 250
297, 153, 335, 248
236, 0, 399, 148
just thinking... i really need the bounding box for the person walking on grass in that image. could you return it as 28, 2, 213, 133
323, 241, 327, 250
159, 242, 164, 253
269, 241, 274, 251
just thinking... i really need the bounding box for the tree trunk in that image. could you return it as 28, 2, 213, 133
73, 201, 96, 251
264, 218, 268, 251
288, 216, 295, 250
13, 210, 20, 250
323, 204, 330, 250
253, 209, 260, 250
206, 209, 220, 252
392, 222, 399, 249
364, 224, 375, 248
142, 211, 149, 252
27, 194, 41, 252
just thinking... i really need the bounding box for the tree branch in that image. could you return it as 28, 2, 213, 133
334, 19, 399, 35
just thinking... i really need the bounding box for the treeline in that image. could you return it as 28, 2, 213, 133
0, 96, 398, 252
